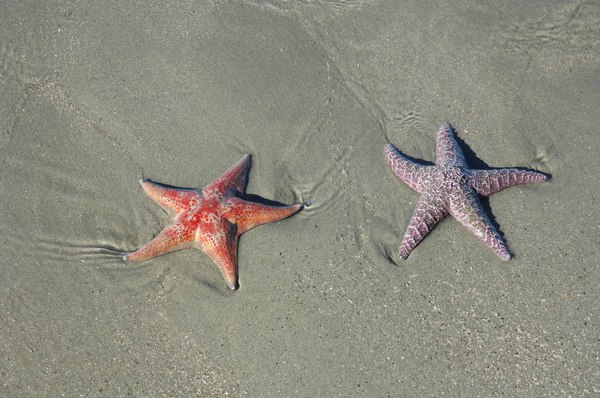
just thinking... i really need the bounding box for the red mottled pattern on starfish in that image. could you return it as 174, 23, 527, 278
385, 123, 549, 261
124, 154, 302, 290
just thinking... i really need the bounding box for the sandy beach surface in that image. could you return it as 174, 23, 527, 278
1, 1, 599, 396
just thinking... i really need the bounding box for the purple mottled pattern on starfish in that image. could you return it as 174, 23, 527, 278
385, 123, 548, 261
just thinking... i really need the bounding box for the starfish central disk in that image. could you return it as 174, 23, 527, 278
124, 154, 302, 290
385, 123, 548, 261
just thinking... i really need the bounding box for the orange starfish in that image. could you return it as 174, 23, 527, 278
124, 154, 303, 290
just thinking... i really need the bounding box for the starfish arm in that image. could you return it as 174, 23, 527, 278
384, 143, 430, 192
399, 194, 448, 259
435, 123, 467, 167
223, 197, 303, 235
195, 217, 239, 290
203, 154, 251, 198
139, 179, 200, 217
449, 189, 512, 260
470, 168, 548, 197
124, 221, 194, 261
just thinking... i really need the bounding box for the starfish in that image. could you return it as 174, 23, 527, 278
384, 123, 549, 261
124, 154, 302, 290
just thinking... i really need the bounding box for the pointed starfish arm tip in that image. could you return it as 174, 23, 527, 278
225, 276, 239, 290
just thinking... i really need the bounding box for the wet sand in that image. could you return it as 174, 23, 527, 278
1, 1, 599, 396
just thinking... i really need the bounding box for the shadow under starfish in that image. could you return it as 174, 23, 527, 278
385, 123, 550, 261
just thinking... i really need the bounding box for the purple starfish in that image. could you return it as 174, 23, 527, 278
385, 123, 549, 261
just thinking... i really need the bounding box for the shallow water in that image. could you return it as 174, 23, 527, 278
1, 1, 598, 396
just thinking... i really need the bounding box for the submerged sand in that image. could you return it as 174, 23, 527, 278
1, 1, 599, 396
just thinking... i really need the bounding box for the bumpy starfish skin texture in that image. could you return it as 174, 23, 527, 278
124, 154, 302, 289
384, 123, 548, 261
